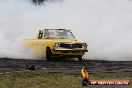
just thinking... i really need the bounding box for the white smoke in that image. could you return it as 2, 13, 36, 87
0, 0, 132, 60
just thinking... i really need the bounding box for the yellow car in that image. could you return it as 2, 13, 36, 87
25, 29, 88, 61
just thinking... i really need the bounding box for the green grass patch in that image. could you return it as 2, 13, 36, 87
0, 71, 131, 88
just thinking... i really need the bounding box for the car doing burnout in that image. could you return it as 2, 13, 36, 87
24, 29, 88, 61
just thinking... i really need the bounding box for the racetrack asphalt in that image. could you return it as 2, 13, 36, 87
0, 58, 132, 75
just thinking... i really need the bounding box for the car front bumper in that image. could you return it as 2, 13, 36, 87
52, 48, 88, 55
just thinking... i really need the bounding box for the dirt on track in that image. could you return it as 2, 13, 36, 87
0, 58, 132, 75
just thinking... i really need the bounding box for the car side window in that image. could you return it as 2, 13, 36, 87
44, 30, 50, 39
38, 30, 43, 39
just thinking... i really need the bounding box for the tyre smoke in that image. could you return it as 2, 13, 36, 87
0, 0, 132, 60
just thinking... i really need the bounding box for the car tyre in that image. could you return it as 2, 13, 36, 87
46, 47, 52, 61
78, 56, 83, 62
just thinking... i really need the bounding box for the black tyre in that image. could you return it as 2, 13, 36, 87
26, 65, 35, 70
78, 56, 83, 62
46, 47, 52, 61
81, 78, 91, 86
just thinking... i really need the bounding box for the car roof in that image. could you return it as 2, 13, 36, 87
44, 29, 69, 31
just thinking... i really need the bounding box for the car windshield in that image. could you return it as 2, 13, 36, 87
44, 29, 75, 39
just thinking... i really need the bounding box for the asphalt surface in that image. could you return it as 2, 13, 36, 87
0, 58, 132, 74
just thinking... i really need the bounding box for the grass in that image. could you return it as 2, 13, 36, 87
0, 70, 131, 88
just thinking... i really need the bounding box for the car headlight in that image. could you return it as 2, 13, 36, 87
82, 43, 87, 49
54, 43, 61, 48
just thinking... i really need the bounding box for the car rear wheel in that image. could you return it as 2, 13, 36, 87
78, 56, 83, 62
46, 47, 52, 61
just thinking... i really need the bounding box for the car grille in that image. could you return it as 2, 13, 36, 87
60, 43, 82, 49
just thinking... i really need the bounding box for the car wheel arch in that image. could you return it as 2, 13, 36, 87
46, 46, 50, 49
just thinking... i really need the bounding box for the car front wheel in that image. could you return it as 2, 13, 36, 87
46, 47, 52, 61
78, 56, 83, 62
